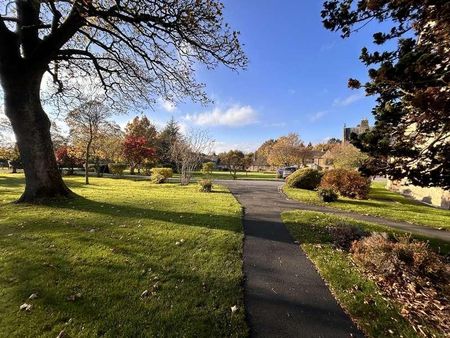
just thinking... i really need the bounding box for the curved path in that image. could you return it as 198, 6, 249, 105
220, 180, 449, 338
220, 180, 363, 337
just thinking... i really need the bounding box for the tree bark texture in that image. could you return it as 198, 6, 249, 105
2, 71, 72, 202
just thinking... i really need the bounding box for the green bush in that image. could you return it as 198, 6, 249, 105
318, 188, 338, 202
320, 169, 370, 199
285, 168, 322, 190
151, 174, 166, 184
198, 179, 213, 192
108, 163, 127, 176
202, 162, 215, 176
151, 168, 173, 180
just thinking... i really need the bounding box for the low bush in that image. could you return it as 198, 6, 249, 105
317, 188, 338, 202
328, 225, 369, 251
319, 169, 370, 199
351, 234, 450, 335
108, 163, 127, 176
198, 179, 213, 192
285, 168, 322, 190
151, 174, 166, 184
151, 168, 173, 180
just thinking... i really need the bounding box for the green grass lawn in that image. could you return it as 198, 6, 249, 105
119, 169, 277, 181
175, 170, 278, 181
0, 174, 247, 337
282, 210, 445, 337
283, 182, 450, 230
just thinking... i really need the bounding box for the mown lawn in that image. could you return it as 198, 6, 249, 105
119, 170, 277, 181
284, 182, 450, 230
0, 174, 247, 337
282, 210, 445, 338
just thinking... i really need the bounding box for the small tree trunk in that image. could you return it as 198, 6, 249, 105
85, 141, 91, 185
9, 162, 17, 174
2, 71, 72, 202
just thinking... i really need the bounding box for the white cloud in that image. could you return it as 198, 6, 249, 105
184, 105, 258, 127
333, 92, 364, 107
159, 99, 176, 113
309, 111, 327, 122
213, 140, 259, 154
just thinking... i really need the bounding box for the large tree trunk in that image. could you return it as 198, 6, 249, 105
2, 71, 72, 203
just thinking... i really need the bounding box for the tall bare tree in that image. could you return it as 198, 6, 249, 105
66, 100, 112, 184
0, 0, 247, 202
170, 129, 214, 185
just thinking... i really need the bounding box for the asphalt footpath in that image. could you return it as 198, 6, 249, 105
221, 180, 363, 338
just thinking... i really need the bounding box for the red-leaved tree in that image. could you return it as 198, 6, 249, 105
123, 136, 155, 174
55, 145, 83, 175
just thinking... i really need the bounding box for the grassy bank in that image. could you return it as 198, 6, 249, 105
284, 182, 450, 230
282, 210, 445, 337
0, 174, 247, 337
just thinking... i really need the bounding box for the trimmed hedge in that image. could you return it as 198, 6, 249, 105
150, 168, 173, 179
285, 168, 322, 190
108, 163, 127, 176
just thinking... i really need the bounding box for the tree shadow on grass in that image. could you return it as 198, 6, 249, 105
39, 195, 243, 234
0, 174, 26, 188
1, 238, 246, 337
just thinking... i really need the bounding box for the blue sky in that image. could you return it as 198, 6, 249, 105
0, 1, 379, 152
119, 0, 379, 153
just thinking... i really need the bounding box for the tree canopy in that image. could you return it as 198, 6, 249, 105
266, 133, 309, 167
322, 0, 450, 188
0, 0, 247, 105
0, 0, 247, 202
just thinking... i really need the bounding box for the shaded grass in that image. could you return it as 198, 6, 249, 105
283, 182, 450, 230
0, 174, 247, 337
282, 210, 444, 337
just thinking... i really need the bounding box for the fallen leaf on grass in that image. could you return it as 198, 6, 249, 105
56, 329, 66, 338
19, 303, 32, 311
66, 293, 82, 302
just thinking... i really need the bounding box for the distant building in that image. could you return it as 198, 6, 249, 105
305, 150, 333, 171
343, 118, 370, 143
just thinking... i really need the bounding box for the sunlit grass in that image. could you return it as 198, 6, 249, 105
283, 182, 450, 230
0, 174, 247, 337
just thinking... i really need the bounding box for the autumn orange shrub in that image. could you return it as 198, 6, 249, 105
319, 169, 370, 199
351, 234, 450, 335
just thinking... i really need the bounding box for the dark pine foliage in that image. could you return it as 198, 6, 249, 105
322, 0, 450, 188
